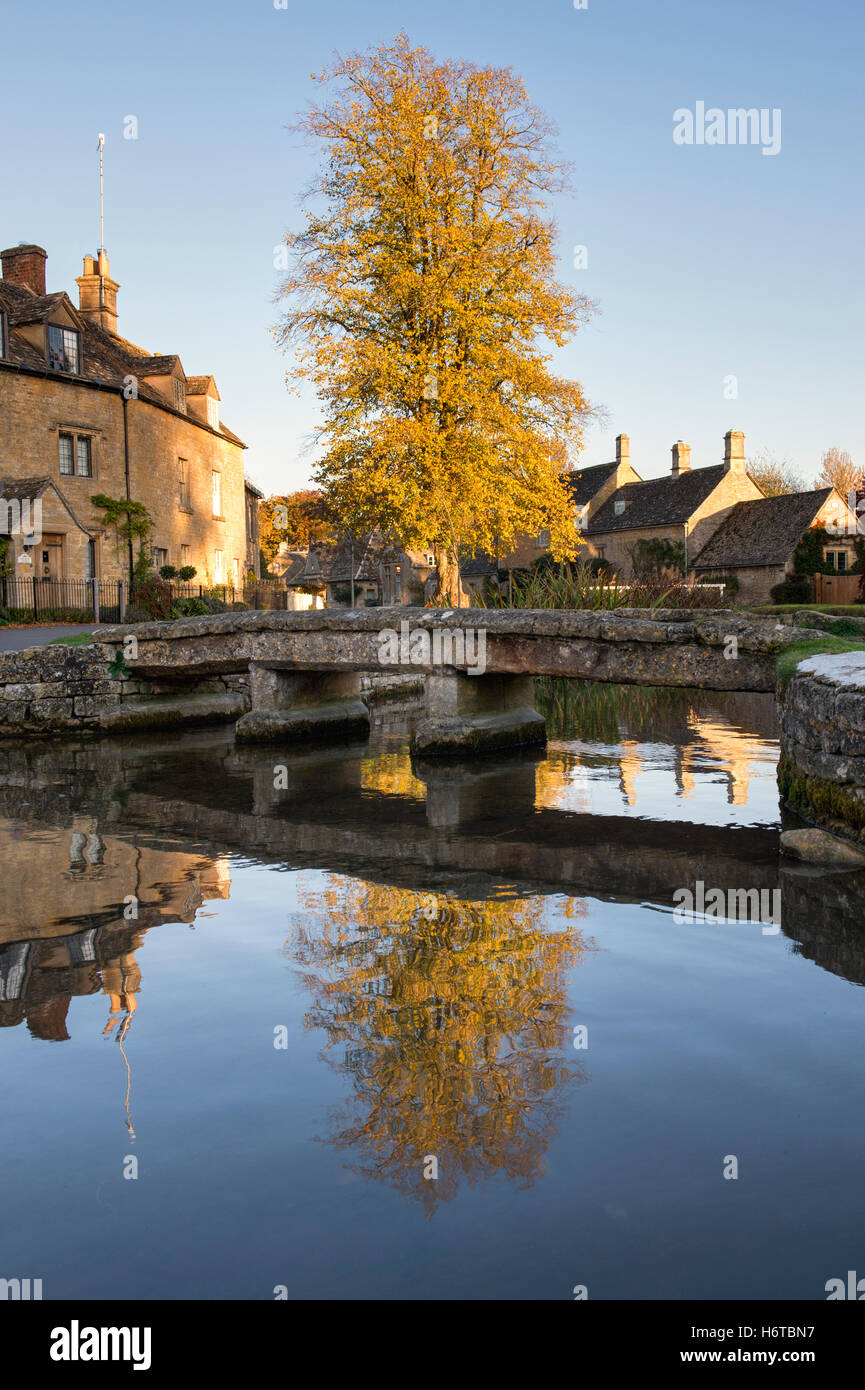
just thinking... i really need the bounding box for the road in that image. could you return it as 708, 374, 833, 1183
0, 625, 97, 653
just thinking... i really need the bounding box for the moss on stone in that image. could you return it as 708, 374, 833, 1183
775, 637, 865, 694
778, 751, 865, 840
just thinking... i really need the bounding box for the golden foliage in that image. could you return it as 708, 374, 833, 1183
276, 34, 594, 595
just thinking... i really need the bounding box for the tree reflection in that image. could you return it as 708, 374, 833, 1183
288, 881, 593, 1213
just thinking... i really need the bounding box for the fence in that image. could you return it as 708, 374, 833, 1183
0, 575, 298, 623
0, 577, 124, 624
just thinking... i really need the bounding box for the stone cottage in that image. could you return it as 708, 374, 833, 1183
581, 430, 765, 578
690, 487, 859, 603
0, 242, 257, 585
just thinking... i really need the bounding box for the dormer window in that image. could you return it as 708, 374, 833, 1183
174, 378, 187, 413
48, 324, 80, 374
206, 397, 219, 429
614, 499, 626, 516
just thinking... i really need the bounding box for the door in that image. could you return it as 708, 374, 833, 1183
39, 534, 64, 580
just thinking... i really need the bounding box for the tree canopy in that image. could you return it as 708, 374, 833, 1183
276, 33, 593, 601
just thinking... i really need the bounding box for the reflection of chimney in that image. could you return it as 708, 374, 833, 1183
0, 243, 47, 295
723, 429, 746, 473
616, 433, 630, 467
26, 996, 71, 1042
76, 250, 119, 334
672, 440, 691, 475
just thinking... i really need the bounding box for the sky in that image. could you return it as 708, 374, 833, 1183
3, 0, 863, 496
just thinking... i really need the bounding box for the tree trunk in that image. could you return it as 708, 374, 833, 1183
431, 544, 468, 607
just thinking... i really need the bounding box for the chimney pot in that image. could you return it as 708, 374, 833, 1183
724, 429, 746, 472
672, 440, 691, 475
0, 243, 47, 295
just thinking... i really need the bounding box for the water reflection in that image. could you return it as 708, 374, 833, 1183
1, 680, 865, 1223
289, 879, 591, 1212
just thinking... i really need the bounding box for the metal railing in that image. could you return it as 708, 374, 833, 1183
0, 577, 124, 624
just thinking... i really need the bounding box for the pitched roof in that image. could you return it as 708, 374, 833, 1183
564, 461, 620, 508
0, 279, 244, 447
0, 475, 97, 534
692, 489, 835, 570
589, 465, 729, 533
186, 374, 218, 397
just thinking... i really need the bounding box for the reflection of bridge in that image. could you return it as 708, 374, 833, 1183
100, 606, 823, 754
2, 728, 865, 1044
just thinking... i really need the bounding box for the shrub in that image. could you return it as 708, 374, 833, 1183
131, 575, 175, 619
770, 575, 812, 604
178, 565, 197, 582
159, 564, 178, 580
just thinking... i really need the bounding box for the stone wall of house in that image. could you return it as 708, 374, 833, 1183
0, 371, 247, 584
778, 651, 865, 843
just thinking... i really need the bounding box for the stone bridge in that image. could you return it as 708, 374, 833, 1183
95, 606, 812, 754
1, 605, 863, 851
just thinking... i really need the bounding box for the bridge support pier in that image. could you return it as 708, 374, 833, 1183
234, 666, 370, 744
411, 673, 546, 757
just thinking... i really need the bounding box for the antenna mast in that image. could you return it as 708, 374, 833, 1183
97, 133, 105, 312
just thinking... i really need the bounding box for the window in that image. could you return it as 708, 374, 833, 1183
85, 539, 96, 580
59, 433, 74, 475
152, 547, 168, 569
181, 544, 190, 568
58, 432, 93, 477
837, 551, 848, 572
212, 470, 222, 517
174, 378, 187, 413
537, 529, 551, 548
48, 324, 80, 373
232, 557, 240, 588
614, 499, 626, 516
207, 397, 219, 429
213, 549, 224, 582
178, 458, 191, 510
76, 437, 92, 477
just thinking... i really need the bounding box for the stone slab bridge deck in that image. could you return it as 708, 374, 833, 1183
92, 604, 818, 755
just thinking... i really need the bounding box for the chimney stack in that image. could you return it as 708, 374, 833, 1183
0, 244, 47, 296
75, 250, 119, 334
672, 440, 691, 475
616, 434, 630, 467
723, 429, 746, 473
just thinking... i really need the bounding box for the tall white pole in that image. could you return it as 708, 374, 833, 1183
97, 133, 105, 314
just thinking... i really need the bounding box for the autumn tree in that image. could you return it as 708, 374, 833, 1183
746, 448, 804, 498
817, 447, 862, 500
259, 489, 330, 564
276, 33, 593, 604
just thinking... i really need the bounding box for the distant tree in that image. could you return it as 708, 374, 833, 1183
817, 447, 863, 500
746, 448, 804, 497
259, 490, 331, 563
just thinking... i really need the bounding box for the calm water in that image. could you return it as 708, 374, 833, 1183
2, 682, 865, 1301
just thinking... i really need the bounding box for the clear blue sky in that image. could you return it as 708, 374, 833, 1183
4, 0, 863, 495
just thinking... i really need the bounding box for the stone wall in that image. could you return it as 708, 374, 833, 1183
778, 651, 865, 843
0, 641, 248, 736
0, 369, 247, 584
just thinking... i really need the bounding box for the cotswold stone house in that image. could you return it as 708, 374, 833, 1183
285, 532, 436, 607
0, 242, 257, 585
580, 431, 765, 576
691, 487, 858, 603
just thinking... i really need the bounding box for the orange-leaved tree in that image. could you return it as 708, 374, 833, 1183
276, 33, 593, 604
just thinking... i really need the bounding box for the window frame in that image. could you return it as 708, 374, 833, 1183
48, 323, 81, 374
211, 470, 222, 519
58, 430, 95, 479
173, 378, 187, 414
